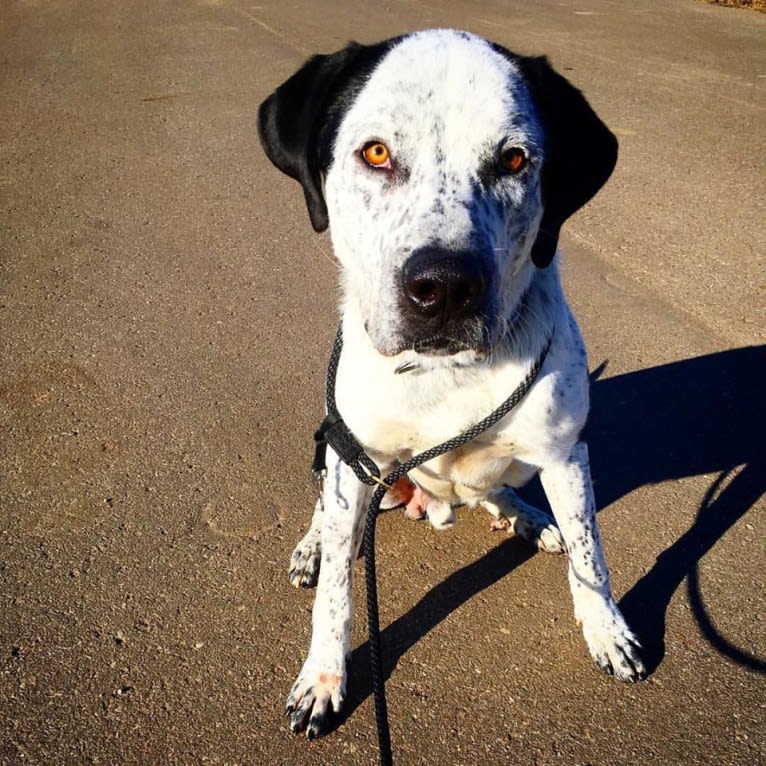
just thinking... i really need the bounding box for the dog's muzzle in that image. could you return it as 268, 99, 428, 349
398, 247, 491, 354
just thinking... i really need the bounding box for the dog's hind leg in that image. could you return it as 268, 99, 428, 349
483, 486, 566, 554
289, 497, 324, 588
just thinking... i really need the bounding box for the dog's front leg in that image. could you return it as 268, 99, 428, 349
286, 447, 369, 738
540, 441, 646, 682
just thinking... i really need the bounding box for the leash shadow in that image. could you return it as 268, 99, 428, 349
338, 537, 536, 729
586, 344, 766, 674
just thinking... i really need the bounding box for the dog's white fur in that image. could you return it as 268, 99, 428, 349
259, 29, 645, 739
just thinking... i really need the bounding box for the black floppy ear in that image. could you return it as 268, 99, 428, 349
258, 41, 393, 232
516, 56, 618, 268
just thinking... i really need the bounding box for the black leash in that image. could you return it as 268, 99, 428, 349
312, 325, 552, 766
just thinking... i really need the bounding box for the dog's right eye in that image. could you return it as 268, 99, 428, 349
361, 141, 391, 169
497, 146, 527, 175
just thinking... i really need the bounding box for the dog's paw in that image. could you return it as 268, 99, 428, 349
512, 509, 565, 554
285, 667, 344, 739
579, 602, 646, 683
288, 536, 321, 589
426, 499, 456, 530
485, 491, 565, 555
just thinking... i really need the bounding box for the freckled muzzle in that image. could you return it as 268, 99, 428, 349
397, 246, 493, 355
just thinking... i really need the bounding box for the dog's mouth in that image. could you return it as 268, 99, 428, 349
393, 338, 487, 374
411, 334, 477, 356
365, 324, 480, 357
365, 317, 493, 362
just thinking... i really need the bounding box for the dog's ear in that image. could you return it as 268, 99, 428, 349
516, 56, 618, 268
258, 41, 392, 233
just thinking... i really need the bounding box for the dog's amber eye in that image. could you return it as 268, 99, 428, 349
362, 141, 390, 168
498, 146, 527, 175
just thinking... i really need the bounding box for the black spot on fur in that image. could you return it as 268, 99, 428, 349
258, 38, 403, 231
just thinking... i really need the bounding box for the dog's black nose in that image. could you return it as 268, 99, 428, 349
401, 248, 487, 322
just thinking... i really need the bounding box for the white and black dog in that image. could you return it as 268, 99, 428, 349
258, 29, 646, 739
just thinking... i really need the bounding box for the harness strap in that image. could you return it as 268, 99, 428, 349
313, 412, 381, 485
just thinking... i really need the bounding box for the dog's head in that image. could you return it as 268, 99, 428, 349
259, 30, 616, 359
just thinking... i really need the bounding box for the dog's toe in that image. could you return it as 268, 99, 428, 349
601, 632, 646, 683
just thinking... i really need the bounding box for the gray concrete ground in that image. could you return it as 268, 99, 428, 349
1, 1, 764, 765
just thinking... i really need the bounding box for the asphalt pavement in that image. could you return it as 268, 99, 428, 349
1, 1, 764, 765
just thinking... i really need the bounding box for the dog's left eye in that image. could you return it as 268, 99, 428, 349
498, 146, 527, 175
361, 141, 391, 169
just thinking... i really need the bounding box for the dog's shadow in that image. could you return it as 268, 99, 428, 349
589, 345, 766, 675
337, 344, 765, 727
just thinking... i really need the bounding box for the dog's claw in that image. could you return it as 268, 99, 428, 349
286, 687, 317, 735
612, 637, 647, 683
307, 712, 330, 740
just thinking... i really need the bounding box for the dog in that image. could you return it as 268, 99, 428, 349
258, 29, 646, 739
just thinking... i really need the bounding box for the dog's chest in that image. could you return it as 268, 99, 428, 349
338, 361, 510, 454
337, 360, 539, 501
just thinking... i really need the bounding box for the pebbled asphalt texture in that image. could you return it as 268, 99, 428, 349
1, 1, 764, 765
